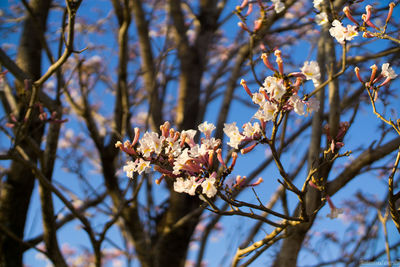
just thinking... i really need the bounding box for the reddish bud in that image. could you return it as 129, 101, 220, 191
217, 149, 227, 168
132, 127, 140, 146
240, 79, 253, 97
261, 53, 277, 72
386, 2, 395, 24
230, 152, 238, 169
369, 64, 378, 85
343, 6, 359, 25
354, 67, 365, 84
274, 50, 284, 75
249, 177, 263, 186
246, 3, 253, 16
240, 142, 257, 154
240, 0, 249, 9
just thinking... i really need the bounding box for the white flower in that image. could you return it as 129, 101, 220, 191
263, 76, 286, 101
201, 137, 220, 150
242, 122, 261, 138
223, 122, 244, 149
252, 91, 265, 106
301, 61, 321, 85
138, 132, 163, 157
165, 136, 181, 156
181, 129, 197, 140
173, 149, 192, 174
135, 158, 151, 175
327, 207, 344, 219
290, 95, 305, 116
329, 20, 358, 44
306, 98, 320, 114
174, 177, 198, 195
198, 121, 216, 138
313, 0, 323, 10
315, 12, 328, 25
173, 178, 187, 193
123, 161, 136, 178
271, 0, 285, 13
187, 176, 200, 196
381, 63, 397, 79
258, 101, 278, 121
201, 176, 218, 198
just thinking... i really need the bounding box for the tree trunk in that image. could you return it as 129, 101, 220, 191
0, 0, 52, 265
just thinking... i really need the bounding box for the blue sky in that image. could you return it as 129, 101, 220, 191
1, 0, 400, 266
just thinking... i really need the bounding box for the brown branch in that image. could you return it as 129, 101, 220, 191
23, 192, 107, 250
388, 148, 400, 232
34, 0, 82, 87
327, 136, 400, 196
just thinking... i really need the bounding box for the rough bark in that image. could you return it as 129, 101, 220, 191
0, 0, 52, 266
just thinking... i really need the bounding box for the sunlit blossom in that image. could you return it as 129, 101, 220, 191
301, 61, 321, 85
198, 121, 216, 138
242, 122, 262, 138
201, 175, 218, 198
272, 0, 285, 13
290, 95, 305, 116
263, 76, 286, 101
315, 12, 328, 25
123, 161, 136, 178
224, 122, 244, 149
381, 63, 397, 79
329, 20, 358, 44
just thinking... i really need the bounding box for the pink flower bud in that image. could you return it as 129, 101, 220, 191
246, 3, 253, 16
208, 150, 214, 168
369, 64, 378, 85
217, 149, 227, 168
240, 0, 249, 9
379, 76, 392, 87
362, 7, 380, 31
234, 175, 246, 188
160, 121, 170, 138
241, 142, 257, 154
386, 2, 395, 24
363, 5, 372, 22
354, 67, 365, 84
132, 127, 140, 146
240, 79, 253, 97
274, 50, 284, 75
249, 177, 263, 186
229, 152, 238, 169
362, 32, 374, 38
261, 53, 277, 72
343, 6, 359, 25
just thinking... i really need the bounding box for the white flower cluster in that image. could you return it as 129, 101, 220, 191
329, 20, 358, 44
224, 61, 321, 150
122, 159, 151, 178
116, 122, 226, 200
174, 173, 217, 198
223, 122, 262, 149
253, 74, 320, 118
